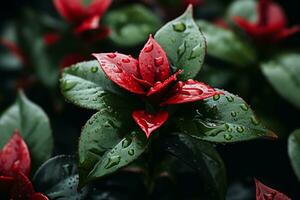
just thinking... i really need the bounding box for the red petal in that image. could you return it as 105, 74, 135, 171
275, 26, 300, 41
147, 69, 183, 97
255, 179, 291, 200
30, 193, 49, 200
0, 130, 31, 177
53, 0, 86, 22
93, 53, 145, 94
132, 110, 169, 138
43, 32, 61, 46
160, 80, 222, 106
74, 15, 100, 34
0, 176, 14, 193
10, 172, 35, 199
138, 35, 170, 84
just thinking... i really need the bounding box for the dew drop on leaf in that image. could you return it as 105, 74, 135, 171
104, 155, 121, 169
240, 104, 249, 111
154, 56, 164, 66
128, 149, 135, 156
189, 43, 202, 60
224, 133, 233, 141
177, 41, 187, 60
172, 21, 186, 32
62, 80, 76, 91
90, 66, 98, 73
107, 53, 117, 58
236, 126, 245, 133
144, 42, 153, 52
121, 138, 132, 148
230, 111, 237, 117
251, 116, 260, 125
213, 94, 220, 101
121, 58, 130, 63
226, 96, 234, 102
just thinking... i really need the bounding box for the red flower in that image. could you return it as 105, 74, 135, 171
255, 179, 291, 200
93, 35, 221, 138
0, 130, 48, 200
53, 0, 111, 39
233, 0, 300, 43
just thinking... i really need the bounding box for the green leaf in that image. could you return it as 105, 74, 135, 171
196, 20, 256, 67
288, 129, 300, 182
155, 5, 206, 80
226, 0, 257, 23
103, 4, 161, 47
79, 107, 147, 186
33, 155, 89, 199
261, 52, 300, 109
175, 89, 277, 143
0, 91, 53, 168
60, 60, 129, 110
162, 133, 227, 200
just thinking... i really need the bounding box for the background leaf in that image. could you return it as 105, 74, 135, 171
261, 52, 300, 109
33, 155, 89, 200
104, 4, 161, 47
226, 0, 257, 23
60, 60, 129, 110
175, 89, 276, 143
155, 6, 206, 80
79, 106, 147, 185
288, 129, 300, 182
161, 133, 227, 200
197, 20, 256, 67
0, 91, 53, 168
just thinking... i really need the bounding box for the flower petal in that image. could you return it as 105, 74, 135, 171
93, 53, 145, 94
132, 110, 169, 138
0, 176, 14, 194
147, 69, 183, 97
74, 15, 100, 34
53, 0, 86, 22
160, 80, 222, 106
30, 193, 49, 200
0, 130, 31, 177
10, 172, 35, 199
138, 35, 170, 84
255, 179, 291, 200
275, 26, 300, 41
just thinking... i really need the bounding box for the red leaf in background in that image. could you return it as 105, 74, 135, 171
132, 110, 169, 138
93, 53, 146, 94
138, 35, 170, 84
43, 32, 61, 46
53, 0, 111, 33
255, 179, 291, 200
160, 80, 222, 106
233, 0, 299, 43
0, 130, 31, 177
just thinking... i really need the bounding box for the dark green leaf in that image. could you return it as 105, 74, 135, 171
60, 60, 128, 110
175, 89, 276, 143
33, 155, 89, 200
79, 107, 147, 186
197, 20, 256, 66
0, 91, 53, 168
288, 129, 300, 182
226, 0, 257, 23
162, 133, 227, 200
155, 5, 206, 80
261, 52, 300, 109
104, 4, 161, 47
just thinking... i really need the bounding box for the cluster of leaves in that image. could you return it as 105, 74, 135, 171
0, 0, 299, 199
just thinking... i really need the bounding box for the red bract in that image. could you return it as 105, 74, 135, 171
233, 0, 299, 43
93, 35, 221, 138
255, 179, 291, 200
0, 130, 48, 200
53, 0, 111, 37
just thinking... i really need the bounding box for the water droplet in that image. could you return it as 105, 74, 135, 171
189, 43, 202, 59
62, 80, 76, 91
104, 156, 121, 169
107, 53, 117, 58
226, 96, 234, 102
122, 58, 130, 63
172, 21, 186, 32
128, 149, 134, 156
240, 104, 249, 111
90, 66, 98, 73
213, 94, 220, 101
154, 56, 164, 66
121, 138, 132, 148
144, 42, 153, 52
224, 133, 233, 141
177, 41, 186, 60
236, 126, 245, 133
230, 111, 237, 117
250, 116, 259, 125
